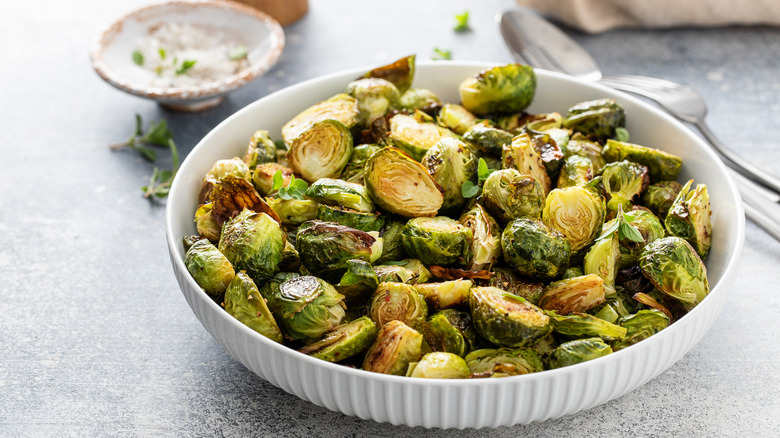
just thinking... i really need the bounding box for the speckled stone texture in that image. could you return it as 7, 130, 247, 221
0, 0, 778, 436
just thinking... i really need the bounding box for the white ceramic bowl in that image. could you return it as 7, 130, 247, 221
165, 61, 745, 428
91, 0, 284, 111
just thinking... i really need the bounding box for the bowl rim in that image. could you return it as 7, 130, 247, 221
166, 60, 745, 386
90, 0, 285, 101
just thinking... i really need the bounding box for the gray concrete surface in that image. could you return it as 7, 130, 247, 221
0, 0, 778, 436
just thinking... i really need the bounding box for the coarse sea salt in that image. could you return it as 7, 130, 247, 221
133, 22, 249, 88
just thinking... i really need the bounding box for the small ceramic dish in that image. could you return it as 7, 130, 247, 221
90, 0, 285, 111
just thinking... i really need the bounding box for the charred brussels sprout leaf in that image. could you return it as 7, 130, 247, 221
306, 178, 374, 212
362, 320, 423, 375
273, 275, 346, 341
421, 138, 478, 213
530, 131, 565, 177
548, 338, 613, 369
501, 218, 571, 280
664, 180, 712, 258
542, 186, 606, 252
638, 237, 709, 309
281, 93, 360, 146
316, 204, 385, 232
407, 352, 470, 378
462, 124, 514, 156
209, 174, 280, 226
547, 311, 626, 341
242, 130, 277, 170
224, 272, 283, 343
401, 216, 473, 266
642, 180, 683, 219
480, 168, 546, 225
298, 316, 378, 362
200, 157, 252, 203
346, 78, 400, 123
184, 238, 235, 297
470, 286, 551, 347
363, 55, 415, 95
296, 220, 377, 282
218, 209, 285, 284
286, 119, 353, 183
415, 279, 473, 310
364, 147, 444, 218
368, 282, 428, 329
422, 310, 477, 357
458, 64, 536, 115
603, 139, 683, 182
539, 274, 606, 315
486, 267, 545, 305
459, 204, 502, 271
388, 111, 459, 161
562, 98, 626, 141
398, 88, 442, 113
266, 198, 319, 226
437, 103, 479, 135
465, 347, 543, 378
612, 309, 670, 351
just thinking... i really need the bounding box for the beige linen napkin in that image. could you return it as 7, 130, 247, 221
515, 0, 780, 33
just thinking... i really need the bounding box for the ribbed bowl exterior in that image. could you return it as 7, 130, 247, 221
167, 62, 745, 428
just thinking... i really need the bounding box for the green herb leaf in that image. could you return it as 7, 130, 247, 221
228, 45, 248, 60
175, 59, 197, 75
432, 48, 452, 61
135, 145, 158, 162
477, 158, 495, 184
615, 127, 630, 142
158, 48, 166, 59
273, 139, 287, 151
272, 170, 284, 191
461, 181, 479, 198
454, 11, 470, 32
142, 119, 173, 147
132, 51, 144, 66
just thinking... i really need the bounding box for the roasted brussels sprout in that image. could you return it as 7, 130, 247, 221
341, 144, 381, 184
207, 174, 280, 227
346, 78, 401, 123
562, 266, 585, 279
316, 204, 385, 232
638, 237, 709, 309
407, 352, 470, 378
458, 64, 536, 115
610, 208, 666, 268
252, 162, 293, 196
547, 338, 613, 369
184, 237, 235, 298
563, 133, 606, 175
286, 119, 353, 183
224, 272, 283, 343
218, 209, 285, 283
642, 180, 683, 219
242, 130, 277, 169
584, 233, 620, 296
525, 112, 564, 132
422, 309, 477, 357
470, 286, 551, 347
591, 295, 634, 324
387, 111, 459, 161
664, 180, 712, 258
194, 203, 220, 242
272, 275, 346, 341
401, 216, 472, 266
547, 311, 626, 341
336, 259, 379, 305
421, 138, 478, 213
562, 98, 626, 140
480, 168, 545, 225
296, 220, 377, 281
266, 198, 319, 225
362, 320, 423, 375
530, 131, 565, 177
557, 155, 594, 188
306, 178, 374, 213
397, 88, 442, 113
501, 132, 551, 194
368, 282, 428, 329
539, 274, 606, 315
374, 264, 419, 284
363, 55, 415, 94
437, 103, 478, 135
462, 124, 514, 156
459, 204, 502, 271
199, 158, 252, 204
298, 316, 378, 362
375, 220, 407, 263
612, 309, 670, 351
603, 139, 682, 182
501, 218, 571, 280
415, 279, 473, 310
542, 186, 606, 252
597, 160, 650, 215
485, 267, 545, 305
280, 239, 301, 272
281, 93, 360, 146
364, 147, 444, 217
465, 347, 543, 378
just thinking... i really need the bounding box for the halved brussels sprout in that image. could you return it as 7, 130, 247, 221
638, 236, 709, 309
286, 119, 353, 183
362, 320, 423, 375
194, 203, 220, 242
316, 204, 385, 232
296, 220, 377, 281
603, 139, 683, 182
341, 144, 381, 184
224, 272, 283, 343
281, 93, 360, 146
462, 124, 514, 156
383, 259, 432, 282
459, 204, 502, 271
547, 338, 613, 369
252, 163, 293, 196
563, 133, 606, 175
485, 267, 545, 305
298, 316, 379, 362
546, 311, 626, 341
584, 232, 620, 296
257, 271, 300, 306
346, 78, 400, 123
612, 309, 670, 351
200, 157, 252, 203
501, 218, 571, 280
208, 174, 280, 226
368, 282, 428, 329
501, 132, 551, 194
597, 160, 650, 215
415, 279, 473, 310
218, 209, 286, 284
542, 186, 606, 252
401, 216, 472, 266
407, 352, 470, 379
364, 147, 444, 218
458, 63, 536, 115
397, 88, 442, 113
306, 178, 374, 213
480, 168, 545, 225
273, 275, 346, 341
335, 259, 379, 305
465, 347, 543, 378
387, 111, 459, 161
642, 180, 683, 219
539, 274, 606, 315
362, 55, 415, 94
266, 198, 319, 226
374, 264, 419, 284
664, 180, 712, 258
375, 220, 407, 263
557, 155, 594, 188
437, 103, 478, 135
184, 237, 235, 298
242, 130, 277, 170
422, 309, 477, 357
470, 286, 551, 347
610, 208, 666, 268
421, 138, 478, 213
562, 98, 626, 140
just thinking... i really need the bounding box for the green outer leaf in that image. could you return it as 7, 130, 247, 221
300, 316, 378, 363
224, 272, 283, 343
